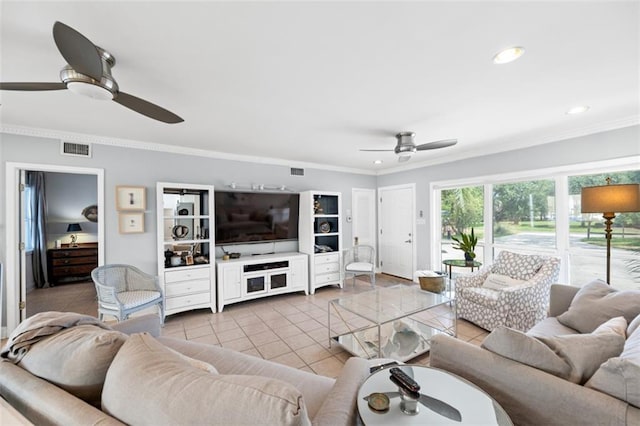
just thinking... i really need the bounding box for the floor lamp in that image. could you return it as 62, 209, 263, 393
581, 178, 640, 285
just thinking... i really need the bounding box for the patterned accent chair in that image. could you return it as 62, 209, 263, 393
456, 251, 560, 332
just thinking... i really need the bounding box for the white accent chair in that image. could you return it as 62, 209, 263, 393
456, 251, 560, 332
91, 264, 164, 324
343, 245, 376, 287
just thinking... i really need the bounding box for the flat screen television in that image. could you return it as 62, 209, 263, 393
214, 191, 299, 245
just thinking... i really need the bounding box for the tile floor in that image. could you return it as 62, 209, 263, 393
21, 275, 489, 378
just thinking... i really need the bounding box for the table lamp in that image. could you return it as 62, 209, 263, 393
66, 223, 82, 247
581, 178, 640, 284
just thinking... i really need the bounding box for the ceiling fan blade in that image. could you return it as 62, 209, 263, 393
415, 139, 458, 151
114, 91, 184, 123
398, 155, 411, 163
0, 82, 67, 91
53, 21, 103, 81
360, 149, 394, 152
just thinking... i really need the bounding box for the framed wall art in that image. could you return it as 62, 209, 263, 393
116, 186, 146, 211
119, 212, 145, 234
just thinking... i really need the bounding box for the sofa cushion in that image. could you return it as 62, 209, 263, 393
463, 287, 501, 308
482, 325, 625, 384
586, 326, 640, 408
557, 280, 640, 333
527, 317, 580, 338
102, 333, 310, 426
490, 251, 542, 280
18, 324, 127, 406
482, 273, 526, 290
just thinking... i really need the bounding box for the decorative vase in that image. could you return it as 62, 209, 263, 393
464, 252, 474, 265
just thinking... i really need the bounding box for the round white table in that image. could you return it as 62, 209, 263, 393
357, 365, 512, 425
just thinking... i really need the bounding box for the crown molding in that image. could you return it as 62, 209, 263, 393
0, 124, 377, 176
376, 115, 639, 176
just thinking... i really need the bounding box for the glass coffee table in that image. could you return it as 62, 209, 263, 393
328, 285, 456, 361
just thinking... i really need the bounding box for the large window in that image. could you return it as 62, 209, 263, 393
433, 161, 638, 290
23, 185, 35, 252
493, 179, 556, 252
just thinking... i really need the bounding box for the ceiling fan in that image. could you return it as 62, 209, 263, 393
361, 132, 457, 162
0, 21, 183, 124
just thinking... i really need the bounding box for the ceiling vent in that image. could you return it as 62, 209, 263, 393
290, 167, 304, 176
61, 141, 91, 158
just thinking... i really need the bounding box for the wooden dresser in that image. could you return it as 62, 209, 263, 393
47, 243, 98, 286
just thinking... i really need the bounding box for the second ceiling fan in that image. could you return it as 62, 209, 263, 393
361, 132, 457, 162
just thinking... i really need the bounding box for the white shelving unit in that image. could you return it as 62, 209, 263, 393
299, 191, 343, 294
156, 182, 216, 318
216, 252, 308, 312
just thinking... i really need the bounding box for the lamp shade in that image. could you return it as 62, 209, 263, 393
581, 183, 640, 214
66, 223, 82, 232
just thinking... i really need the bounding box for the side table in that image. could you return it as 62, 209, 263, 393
357, 365, 512, 425
442, 259, 482, 279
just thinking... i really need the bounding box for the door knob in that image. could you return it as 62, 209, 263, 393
404, 239, 412, 243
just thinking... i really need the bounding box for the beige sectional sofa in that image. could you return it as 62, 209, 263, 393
0, 313, 372, 426
431, 281, 640, 426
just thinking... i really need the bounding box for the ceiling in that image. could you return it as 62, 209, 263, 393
1, 1, 638, 173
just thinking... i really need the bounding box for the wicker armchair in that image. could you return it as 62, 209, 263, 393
343, 245, 376, 287
456, 251, 560, 332
91, 264, 164, 324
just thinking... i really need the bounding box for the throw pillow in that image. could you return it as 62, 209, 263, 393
490, 251, 542, 281
102, 333, 310, 426
18, 324, 127, 406
482, 273, 526, 290
585, 326, 640, 408
592, 316, 627, 338
628, 314, 640, 337
536, 333, 625, 384
481, 326, 572, 379
557, 280, 640, 333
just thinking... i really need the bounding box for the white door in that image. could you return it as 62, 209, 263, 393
378, 184, 415, 279
352, 188, 376, 248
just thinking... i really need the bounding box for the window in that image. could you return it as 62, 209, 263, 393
493, 179, 556, 253
440, 186, 484, 262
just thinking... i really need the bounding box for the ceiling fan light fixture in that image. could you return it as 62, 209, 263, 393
66, 81, 113, 100
493, 46, 525, 64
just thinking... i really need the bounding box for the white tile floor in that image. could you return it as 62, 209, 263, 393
21, 275, 489, 378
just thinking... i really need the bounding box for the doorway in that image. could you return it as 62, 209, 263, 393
378, 183, 416, 280
5, 162, 104, 336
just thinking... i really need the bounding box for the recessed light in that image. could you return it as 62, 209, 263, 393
493, 46, 525, 64
566, 105, 590, 115
373, 160, 383, 165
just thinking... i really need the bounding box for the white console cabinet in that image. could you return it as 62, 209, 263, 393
157, 182, 216, 318
299, 191, 343, 294
216, 252, 308, 312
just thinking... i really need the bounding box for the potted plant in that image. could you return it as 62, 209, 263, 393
452, 228, 477, 264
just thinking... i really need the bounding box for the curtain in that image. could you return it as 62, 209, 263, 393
26, 171, 49, 288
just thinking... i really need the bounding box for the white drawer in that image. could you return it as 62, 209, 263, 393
316, 262, 340, 274
315, 272, 340, 284
315, 253, 340, 265
165, 292, 211, 310
165, 267, 210, 284
165, 279, 210, 297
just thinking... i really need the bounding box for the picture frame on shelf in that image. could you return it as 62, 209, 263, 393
116, 186, 146, 211
185, 254, 194, 265
119, 212, 145, 234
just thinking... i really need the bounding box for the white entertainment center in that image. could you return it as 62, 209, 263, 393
157, 182, 341, 316
216, 252, 308, 312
